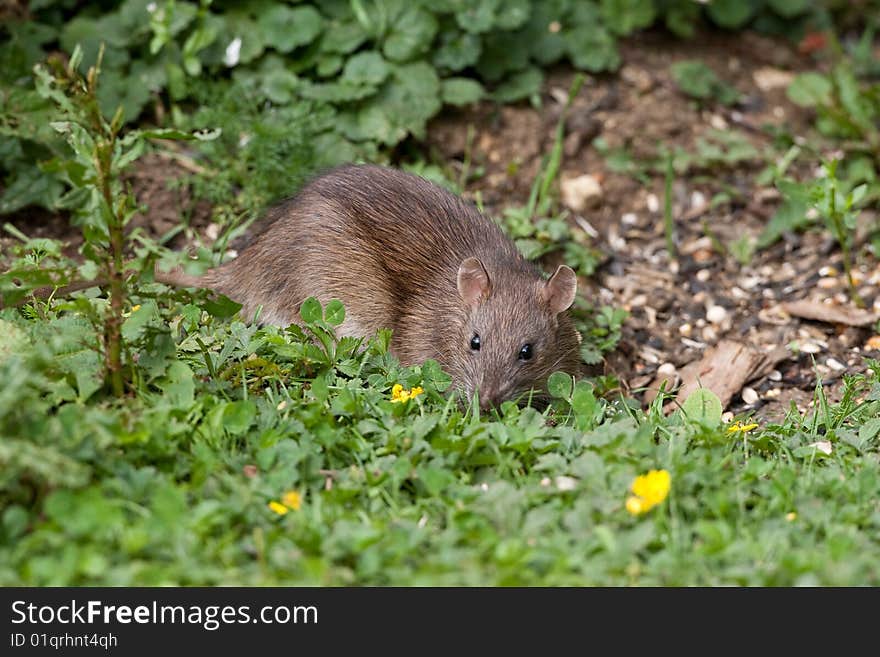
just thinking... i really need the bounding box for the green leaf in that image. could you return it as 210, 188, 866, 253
139, 127, 222, 142
601, 0, 656, 36
320, 19, 368, 54
341, 52, 390, 86
300, 297, 323, 323
299, 80, 378, 102
757, 198, 811, 248
671, 60, 739, 105
767, 0, 811, 18
324, 299, 346, 326
346, 62, 441, 145
547, 371, 574, 399
182, 23, 218, 75
202, 294, 243, 320
383, 5, 438, 62
258, 5, 323, 54
478, 31, 531, 81
571, 382, 599, 430
664, 0, 700, 37
492, 67, 543, 103
858, 417, 880, 446
787, 72, 832, 107
564, 24, 620, 72
455, 0, 501, 34
0, 320, 30, 363
441, 77, 485, 105
433, 30, 482, 71
159, 361, 195, 408
707, 0, 756, 28
681, 389, 723, 426
222, 400, 257, 435
261, 68, 300, 104
417, 466, 454, 496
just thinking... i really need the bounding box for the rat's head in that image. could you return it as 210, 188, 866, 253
453, 257, 582, 411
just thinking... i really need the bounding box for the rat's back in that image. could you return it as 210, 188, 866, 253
203, 164, 525, 338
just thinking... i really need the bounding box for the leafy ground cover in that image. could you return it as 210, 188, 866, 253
2, 2, 880, 585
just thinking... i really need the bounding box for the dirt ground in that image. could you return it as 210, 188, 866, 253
427, 30, 879, 422
6, 29, 879, 423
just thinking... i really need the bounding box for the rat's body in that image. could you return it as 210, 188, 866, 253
163, 164, 582, 408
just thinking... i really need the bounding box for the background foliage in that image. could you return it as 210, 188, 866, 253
1, 0, 869, 216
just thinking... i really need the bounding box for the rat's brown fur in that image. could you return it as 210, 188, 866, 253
159, 164, 583, 408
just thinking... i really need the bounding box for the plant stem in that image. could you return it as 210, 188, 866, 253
828, 176, 864, 308
96, 139, 126, 397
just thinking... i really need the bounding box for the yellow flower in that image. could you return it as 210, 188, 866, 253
626, 469, 671, 516
390, 383, 424, 403
267, 501, 289, 516
786, 512, 797, 522
727, 422, 759, 434
131, 304, 141, 312
281, 490, 302, 511
268, 490, 303, 516
625, 496, 646, 515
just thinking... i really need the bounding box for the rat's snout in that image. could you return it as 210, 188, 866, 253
477, 383, 508, 412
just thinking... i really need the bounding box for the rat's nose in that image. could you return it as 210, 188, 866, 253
478, 388, 502, 412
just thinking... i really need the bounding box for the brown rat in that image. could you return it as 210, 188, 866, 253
160, 164, 583, 408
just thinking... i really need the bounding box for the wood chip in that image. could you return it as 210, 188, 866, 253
781, 299, 880, 327
670, 339, 766, 411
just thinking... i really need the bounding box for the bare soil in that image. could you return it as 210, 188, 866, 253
427, 30, 879, 422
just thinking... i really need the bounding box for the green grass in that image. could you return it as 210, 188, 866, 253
2, 295, 880, 585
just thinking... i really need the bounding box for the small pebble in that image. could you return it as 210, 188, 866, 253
710, 114, 728, 130
706, 305, 728, 324
658, 362, 677, 376
621, 212, 638, 225
864, 336, 880, 351
730, 287, 749, 300
646, 193, 660, 213
800, 342, 822, 354
696, 269, 711, 282
679, 323, 693, 337
810, 441, 832, 455
768, 370, 782, 382
560, 174, 603, 212
738, 276, 759, 290
742, 387, 759, 405
826, 358, 846, 372
764, 388, 781, 399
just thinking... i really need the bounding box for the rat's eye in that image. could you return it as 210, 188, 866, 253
518, 343, 533, 361
470, 334, 481, 351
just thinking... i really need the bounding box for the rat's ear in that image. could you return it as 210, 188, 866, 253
542, 265, 577, 314
457, 257, 491, 307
